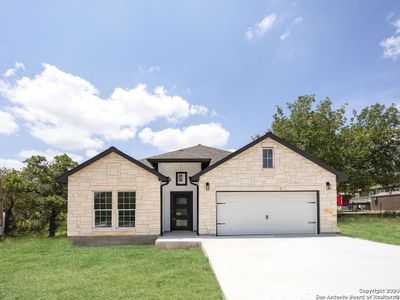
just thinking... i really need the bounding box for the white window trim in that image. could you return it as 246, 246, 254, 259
93, 191, 113, 229
262, 147, 275, 169
117, 191, 136, 229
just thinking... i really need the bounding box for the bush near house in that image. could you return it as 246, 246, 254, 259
338, 215, 400, 245
0, 236, 222, 300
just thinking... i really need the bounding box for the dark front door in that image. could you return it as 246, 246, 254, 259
171, 192, 193, 231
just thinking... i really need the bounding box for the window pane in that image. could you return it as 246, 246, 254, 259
263, 149, 273, 168
118, 210, 135, 227
177, 172, 186, 184
176, 208, 187, 216
176, 197, 187, 205
95, 210, 112, 227
118, 192, 135, 209
94, 191, 112, 209
176, 219, 187, 226
266, 158, 273, 168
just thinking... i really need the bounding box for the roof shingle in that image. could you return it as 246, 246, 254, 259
144, 145, 232, 165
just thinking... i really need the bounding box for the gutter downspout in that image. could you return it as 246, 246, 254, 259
189, 178, 199, 236
160, 178, 170, 236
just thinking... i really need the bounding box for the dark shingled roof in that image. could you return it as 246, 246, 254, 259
139, 158, 154, 168
144, 145, 232, 166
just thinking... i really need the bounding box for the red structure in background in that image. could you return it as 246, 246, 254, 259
337, 194, 350, 206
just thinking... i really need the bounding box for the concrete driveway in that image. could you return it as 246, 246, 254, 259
201, 236, 400, 300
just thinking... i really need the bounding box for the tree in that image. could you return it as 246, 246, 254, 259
341, 104, 400, 192
46, 155, 77, 237
22, 154, 77, 237
0, 168, 8, 233
1, 170, 28, 234
271, 95, 346, 171
260, 95, 400, 194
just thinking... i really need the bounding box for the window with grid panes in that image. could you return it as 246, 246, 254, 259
262, 148, 274, 168
118, 192, 135, 227
94, 192, 112, 227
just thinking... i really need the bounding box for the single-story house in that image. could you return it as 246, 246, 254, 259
349, 191, 400, 211
57, 132, 347, 245
371, 191, 400, 211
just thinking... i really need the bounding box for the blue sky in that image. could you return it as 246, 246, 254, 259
0, 0, 399, 168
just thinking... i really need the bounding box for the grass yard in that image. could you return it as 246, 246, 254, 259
0, 236, 222, 300
338, 215, 400, 245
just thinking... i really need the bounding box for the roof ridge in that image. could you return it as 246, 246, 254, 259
194, 144, 232, 152
146, 144, 230, 160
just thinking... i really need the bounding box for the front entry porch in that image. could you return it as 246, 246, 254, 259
155, 231, 202, 249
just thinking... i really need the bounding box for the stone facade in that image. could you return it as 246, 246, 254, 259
198, 137, 337, 235
67, 152, 160, 240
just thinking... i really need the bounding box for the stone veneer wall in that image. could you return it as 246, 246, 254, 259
198, 137, 337, 235
67, 152, 160, 238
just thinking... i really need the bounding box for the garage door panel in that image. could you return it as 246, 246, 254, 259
217, 192, 317, 235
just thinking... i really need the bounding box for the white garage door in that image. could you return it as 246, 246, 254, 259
217, 191, 318, 235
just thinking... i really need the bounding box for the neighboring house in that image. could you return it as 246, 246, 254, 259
350, 191, 400, 211
357, 185, 400, 197
371, 191, 400, 211
350, 196, 372, 210
57, 132, 347, 245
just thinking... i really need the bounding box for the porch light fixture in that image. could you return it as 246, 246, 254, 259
326, 182, 331, 190
206, 182, 210, 191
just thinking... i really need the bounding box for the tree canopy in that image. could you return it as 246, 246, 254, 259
0, 154, 77, 236
263, 95, 400, 193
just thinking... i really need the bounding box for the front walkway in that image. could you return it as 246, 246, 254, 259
201, 236, 400, 300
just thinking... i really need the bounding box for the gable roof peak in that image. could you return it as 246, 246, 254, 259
191, 131, 347, 182
56, 146, 168, 184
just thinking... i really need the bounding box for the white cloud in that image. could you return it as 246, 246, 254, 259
380, 18, 400, 60
0, 63, 208, 154
3, 62, 25, 78
381, 35, 400, 60
0, 158, 24, 170
279, 16, 303, 42
0, 110, 19, 134
280, 30, 290, 40
147, 66, 160, 73
292, 16, 303, 25
18, 149, 83, 163
139, 123, 230, 151
246, 14, 277, 40
394, 19, 400, 34
189, 105, 208, 115
85, 149, 99, 157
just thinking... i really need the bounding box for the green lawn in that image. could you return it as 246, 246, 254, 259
338, 215, 400, 245
0, 237, 222, 300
